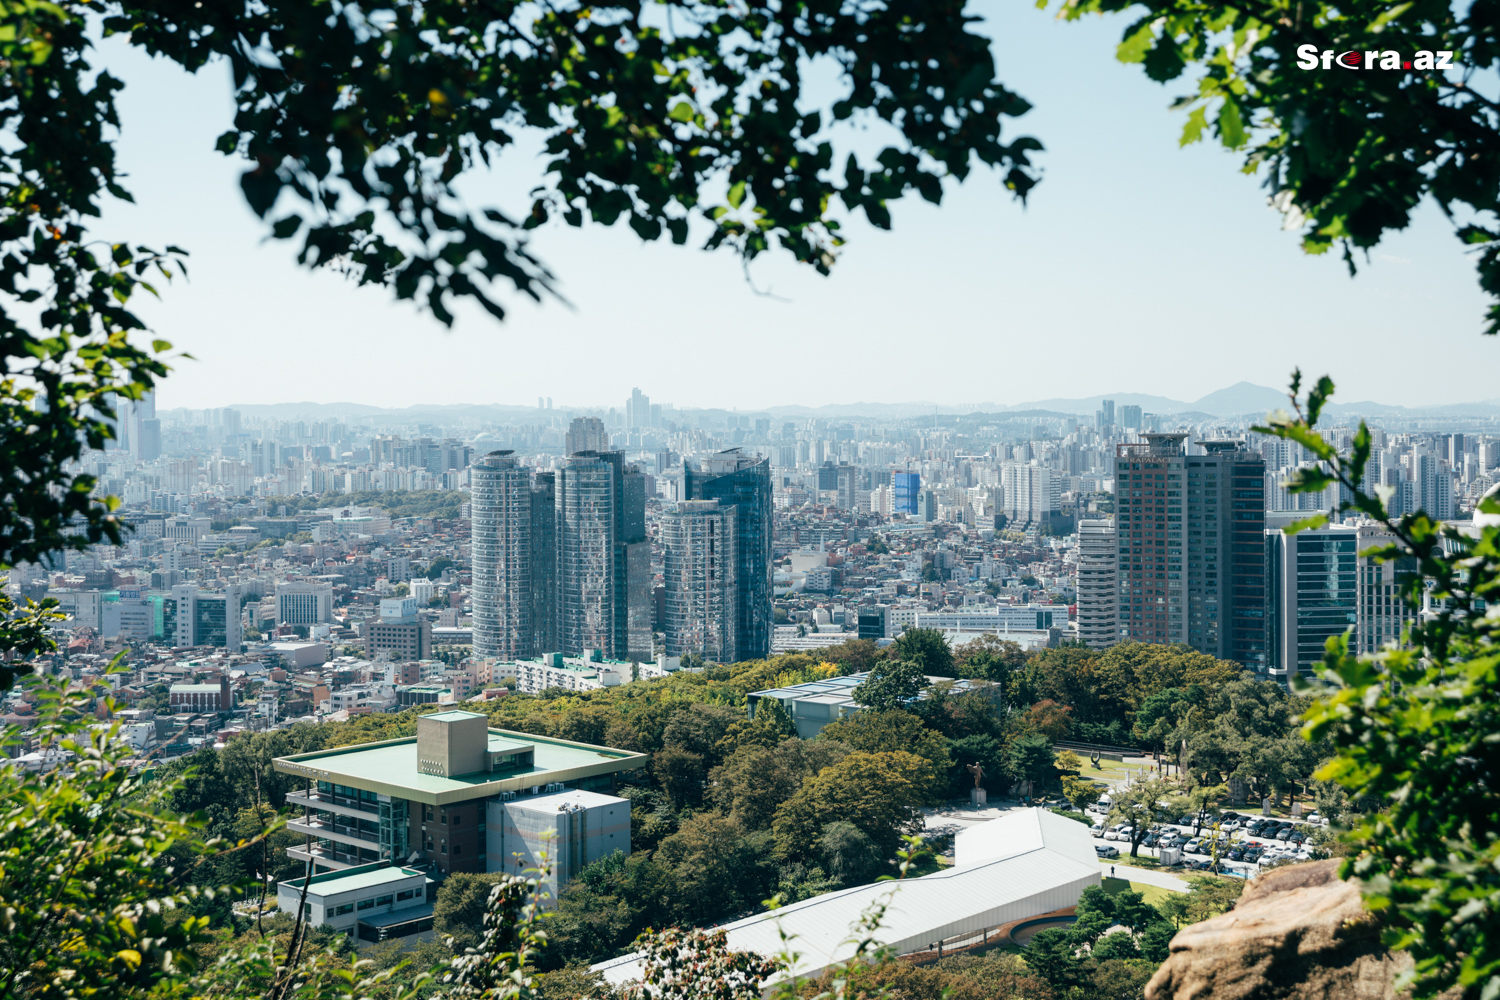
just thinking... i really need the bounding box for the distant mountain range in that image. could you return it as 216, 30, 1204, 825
180, 382, 1500, 423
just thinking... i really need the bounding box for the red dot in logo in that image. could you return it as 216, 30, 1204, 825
1404, 60, 1412, 69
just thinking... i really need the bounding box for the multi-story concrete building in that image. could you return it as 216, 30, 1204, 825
1354, 521, 1420, 655
364, 598, 432, 661
564, 417, 609, 456
1075, 519, 1118, 649
1114, 434, 1267, 669
169, 675, 234, 713
501, 650, 631, 694
662, 499, 739, 662
273, 710, 642, 880
162, 584, 242, 649
276, 581, 334, 625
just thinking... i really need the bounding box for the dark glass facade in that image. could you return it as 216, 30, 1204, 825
685, 450, 773, 659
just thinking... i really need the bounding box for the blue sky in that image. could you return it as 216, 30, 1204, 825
94, 2, 1497, 413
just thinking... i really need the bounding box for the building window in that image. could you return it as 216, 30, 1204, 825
376, 895, 393, 907
397, 889, 415, 902
333, 903, 354, 916
357, 898, 375, 911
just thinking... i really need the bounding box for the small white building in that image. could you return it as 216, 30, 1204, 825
277, 863, 433, 946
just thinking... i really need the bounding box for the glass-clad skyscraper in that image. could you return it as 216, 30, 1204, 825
557, 453, 617, 656
470, 452, 534, 659
662, 500, 739, 662
893, 471, 921, 515
684, 450, 772, 659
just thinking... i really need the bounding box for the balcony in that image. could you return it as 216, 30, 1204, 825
286, 840, 384, 871
287, 817, 382, 852
286, 789, 380, 821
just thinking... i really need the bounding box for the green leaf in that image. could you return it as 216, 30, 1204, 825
1306, 374, 1336, 425
1366, 2, 1413, 32
668, 100, 695, 123
727, 181, 746, 210
1117, 21, 1156, 64
1285, 513, 1329, 535
271, 215, 303, 239
1217, 97, 1246, 149
1180, 106, 1208, 147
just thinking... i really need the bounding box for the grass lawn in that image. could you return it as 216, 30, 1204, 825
1101, 877, 1175, 906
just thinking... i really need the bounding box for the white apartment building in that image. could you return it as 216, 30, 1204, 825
500, 651, 629, 694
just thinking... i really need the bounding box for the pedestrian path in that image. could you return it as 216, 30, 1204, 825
1099, 860, 1189, 892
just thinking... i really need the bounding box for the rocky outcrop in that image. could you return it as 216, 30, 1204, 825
1145, 859, 1433, 1000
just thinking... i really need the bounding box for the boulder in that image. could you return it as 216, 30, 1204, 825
1145, 859, 1434, 1000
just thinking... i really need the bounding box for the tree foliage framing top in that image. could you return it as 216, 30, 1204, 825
0, 0, 1042, 574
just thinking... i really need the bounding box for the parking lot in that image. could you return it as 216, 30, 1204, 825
1085, 802, 1325, 876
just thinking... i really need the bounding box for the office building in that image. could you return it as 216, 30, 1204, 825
1114, 434, 1267, 669
564, 417, 609, 456
1119, 404, 1143, 430
470, 452, 536, 660
892, 472, 921, 516
1267, 523, 1358, 679
273, 710, 643, 880
683, 449, 773, 659
914, 604, 1070, 632
1075, 519, 1118, 649
1355, 522, 1420, 655
857, 606, 888, 641
276, 581, 334, 625
365, 597, 431, 661
661, 500, 740, 662
163, 584, 242, 649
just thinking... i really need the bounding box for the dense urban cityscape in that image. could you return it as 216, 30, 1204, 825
6, 372, 1500, 996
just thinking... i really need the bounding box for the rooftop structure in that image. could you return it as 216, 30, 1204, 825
592, 808, 1099, 987
746, 672, 995, 739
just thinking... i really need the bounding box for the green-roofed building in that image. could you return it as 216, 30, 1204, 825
274, 709, 645, 880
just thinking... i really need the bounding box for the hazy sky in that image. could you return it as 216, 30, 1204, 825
96, 2, 1497, 413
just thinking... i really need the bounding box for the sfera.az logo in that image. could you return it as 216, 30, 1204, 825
1296, 45, 1456, 70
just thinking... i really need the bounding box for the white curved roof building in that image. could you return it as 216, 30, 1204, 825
592, 807, 1099, 987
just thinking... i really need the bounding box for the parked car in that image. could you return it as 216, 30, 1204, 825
1095, 845, 1120, 859
1288, 830, 1307, 845
1090, 823, 1105, 837
1142, 832, 1160, 847
1105, 829, 1128, 842
1184, 838, 1205, 854
1221, 819, 1242, 832
1166, 835, 1189, 848
1242, 847, 1263, 863
1179, 814, 1196, 827
1226, 846, 1245, 861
